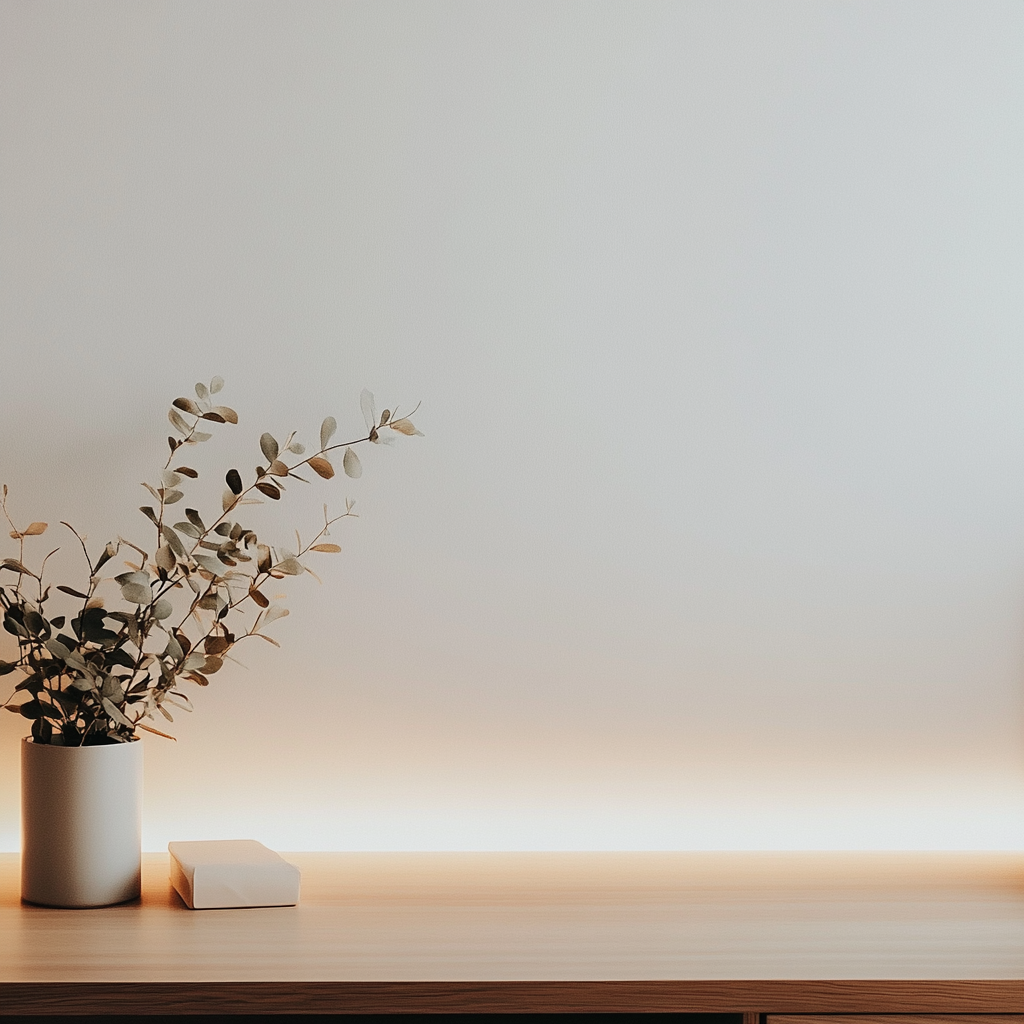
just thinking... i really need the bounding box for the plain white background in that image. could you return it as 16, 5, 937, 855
1, 0, 1023, 850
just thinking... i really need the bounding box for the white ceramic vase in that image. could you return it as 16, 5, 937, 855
21, 737, 143, 908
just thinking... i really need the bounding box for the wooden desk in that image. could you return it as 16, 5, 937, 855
0, 852, 1022, 1014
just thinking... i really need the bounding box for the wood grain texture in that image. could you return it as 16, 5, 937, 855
769, 1017, 1024, 1024
0, 852, 1021, 1013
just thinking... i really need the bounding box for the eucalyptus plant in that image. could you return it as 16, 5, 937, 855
0, 380, 421, 745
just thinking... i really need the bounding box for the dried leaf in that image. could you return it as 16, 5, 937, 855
23, 522, 47, 536
320, 415, 337, 449
175, 466, 199, 479
212, 405, 238, 424
260, 433, 279, 462
209, 375, 225, 394
168, 408, 190, 434
173, 397, 200, 416
263, 605, 290, 625
225, 469, 243, 495
204, 635, 230, 655
255, 481, 281, 500
185, 508, 206, 531
203, 411, 226, 423
201, 656, 223, 674
57, 585, 89, 599
1, 558, 36, 577
310, 543, 342, 553
360, 389, 376, 432
248, 585, 269, 608
389, 418, 423, 436
137, 722, 177, 740
257, 544, 272, 573
308, 456, 334, 479
186, 671, 210, 686
343, 448, 362, 478
269, 460, 289, 477
253, 633, 280, 647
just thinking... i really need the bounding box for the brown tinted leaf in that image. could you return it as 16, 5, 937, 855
388, 418, 423, 436
201, 656, 223, 674
169, 408, 190, 435
173, 397, 200, 415
225, 469, 243, 495
257, 544, 272, 573
222, 489, 237, 513
343, 448, 362, 478
57, 585, 89, 599
269, 460, 289, 477
248, 586, 269, 608
1, 558, 36, 577
260, 433, 279, 462
185, 508, 205, 530
202, 411, 226, 423
255, 481, 281, 499
276, 557, 304, 576
186, 671, 210, 686
23, 522, 47, 536
212, 405, 238, 424
310, 543, 342, 553
253, 633, 280, 647
308, 457, 334, 479
174, 466, 199, 478
137, 722, 177, 740
379, 409, 391, 426
204, 635, 230, 655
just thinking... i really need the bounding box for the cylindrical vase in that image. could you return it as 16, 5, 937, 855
21, 737, 143, 907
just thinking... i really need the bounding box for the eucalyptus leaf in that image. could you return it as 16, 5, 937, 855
121, 582, 152, 605
320, 415, 337, 449
308, 457, 334, 479
163, 489, 184, 504
343, 448, 362, 479
168, 408, 190, 434
152, 598, 173, 620
101, 697, 133, 728
209, 375, 224, 394
260, 433, 279, 462
174, 521, 201, 539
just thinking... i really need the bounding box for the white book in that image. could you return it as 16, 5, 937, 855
168, 839, 301, 910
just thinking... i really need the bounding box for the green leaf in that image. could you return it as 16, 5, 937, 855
152, 598, 173, 620
174, 521, 201, 539
121, 582, 152, 605
101, 697, 133, 728
260, 433, 279, 462
185, 508, 206, 531
163, 489, 184, 505
44, 638, 71, 660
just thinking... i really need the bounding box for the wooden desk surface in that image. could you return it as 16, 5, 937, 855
0, 852, 1022, 1014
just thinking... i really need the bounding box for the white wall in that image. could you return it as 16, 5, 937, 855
2, 0, 1023, 850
